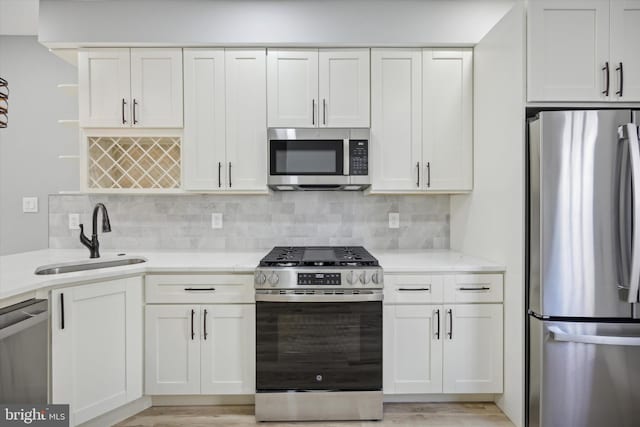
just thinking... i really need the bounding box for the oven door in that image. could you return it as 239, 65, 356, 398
256, 297, 382, 392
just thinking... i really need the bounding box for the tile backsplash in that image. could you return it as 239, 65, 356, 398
49, 193, 450, 250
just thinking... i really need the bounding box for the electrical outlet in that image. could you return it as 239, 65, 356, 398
22, 197, 38, 213
68, 213, 80, 230
388, 212, 400, 229
211, 213, 223, 229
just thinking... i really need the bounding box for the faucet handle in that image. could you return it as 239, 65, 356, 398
79, 224, 91, 248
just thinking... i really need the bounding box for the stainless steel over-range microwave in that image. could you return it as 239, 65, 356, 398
268, 128, 370, 191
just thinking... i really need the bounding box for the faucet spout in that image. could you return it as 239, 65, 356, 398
79, 203, 112, 258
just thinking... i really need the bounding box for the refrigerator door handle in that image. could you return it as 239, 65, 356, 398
621, 123, 640, 303
549, 326, 640, 347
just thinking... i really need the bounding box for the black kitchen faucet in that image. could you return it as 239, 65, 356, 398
79, 203, 111, 258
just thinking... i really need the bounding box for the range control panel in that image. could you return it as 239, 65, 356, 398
298, 272, 341, 286
349, 140, 369, 176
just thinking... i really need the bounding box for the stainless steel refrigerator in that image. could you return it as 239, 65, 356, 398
527, 110, 640, 427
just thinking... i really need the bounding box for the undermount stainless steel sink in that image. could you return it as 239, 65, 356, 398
35, 257, 147, 275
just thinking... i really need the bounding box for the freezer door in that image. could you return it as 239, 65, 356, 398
529, 318, 640, 427
529, 110, 634, 317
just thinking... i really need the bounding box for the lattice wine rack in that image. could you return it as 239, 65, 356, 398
88, 136, 181, 190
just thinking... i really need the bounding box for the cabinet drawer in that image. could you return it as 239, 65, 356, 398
145, 274, 254, 304
384, 275, 444, 304
443, 274, 503, 303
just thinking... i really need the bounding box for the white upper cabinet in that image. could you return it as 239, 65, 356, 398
371, 49, 423, 191
51, 277, 143, 426
183, 49, 226, 190
183, 48, 267, 192
79, 49, 131, 128
528, 0, 640, 102
267, 49, 370, 128
422, 49, 473, 191
225, 49, 268, 191
267, 49, 318, 128
318, 49, 370, 127
610, 0, 640, 101
79, 48, 183, 128
130, 48, 184, 127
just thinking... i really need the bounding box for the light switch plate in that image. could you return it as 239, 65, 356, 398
389, 212, 400, 229
211, 213, 223, 229
22, 197, 38, 213
68, 213, 80, 230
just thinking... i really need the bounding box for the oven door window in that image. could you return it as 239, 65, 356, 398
270, 140, 344, 175
256, 301, 382, 391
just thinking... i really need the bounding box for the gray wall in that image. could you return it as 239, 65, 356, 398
49, 193, 450, 250
0, 36, 78, 255
39, 0, 513, 47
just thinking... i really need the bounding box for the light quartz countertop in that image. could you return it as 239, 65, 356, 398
0, 248, 504, 302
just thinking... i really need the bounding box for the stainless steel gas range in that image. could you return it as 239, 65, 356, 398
254, 246, 383, 422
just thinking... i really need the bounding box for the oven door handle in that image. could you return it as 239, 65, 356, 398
255, 292, 383, 302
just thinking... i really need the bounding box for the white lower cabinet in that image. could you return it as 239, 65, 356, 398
383, 274, 503, 395
145, 304, 255, 395
51, 277, 143, 426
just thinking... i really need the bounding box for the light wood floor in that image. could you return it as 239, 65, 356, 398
116, 403, 515, 427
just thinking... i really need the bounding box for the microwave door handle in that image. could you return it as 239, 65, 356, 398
344, 139, 350, 176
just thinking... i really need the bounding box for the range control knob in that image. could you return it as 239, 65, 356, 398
268, 272, 280, 286
346, 271, 357, 285
359, 271, 370, 285
255, 271, 267, 286
371, 271, 381, 285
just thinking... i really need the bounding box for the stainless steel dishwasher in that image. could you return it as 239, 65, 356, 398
0, 298, 48, 403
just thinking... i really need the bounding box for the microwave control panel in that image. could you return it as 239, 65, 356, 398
349, 140, 369, 175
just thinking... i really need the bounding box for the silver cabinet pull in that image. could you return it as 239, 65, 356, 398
446, 309, 453, 339
312, 99, 315, 125
121, 98, 127, 124
190, 309, 195, 340
218, 162, 222, 188
228, 162, 232, 188
426, 162, 431, 188
133, 99, 139, 124
433, 309, 440, 340
323, 98, 326, 125
616, 62, 624, 97
184, 287, 216, 292
602, 62, 610, 96
416, 162, 420, 187
398, 287, 430, 291
203, 309, 208, 340
458, 286, 491, 291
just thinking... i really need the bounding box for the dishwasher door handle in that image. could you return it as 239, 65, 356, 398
0, 311, 48, 341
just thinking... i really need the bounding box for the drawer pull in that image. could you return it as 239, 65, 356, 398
398, 287, 430, 291
458, 286, 491, 291
184, 287, 216, 292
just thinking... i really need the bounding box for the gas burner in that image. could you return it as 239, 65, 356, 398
259, 246, 379, 268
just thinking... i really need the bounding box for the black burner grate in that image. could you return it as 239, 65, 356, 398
259, 246, 379, 267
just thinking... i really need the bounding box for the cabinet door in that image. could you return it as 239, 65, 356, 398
528, 0, 610, 101
130, 48, 183, 128
611, 0, 640, 101
78, 48, 130, 128
51, 277, 142, 426
371, 49, 422, 191
267, 49, 318, 128
145, 305, 200, 394
422, 49, 473, 192
225, 49, 268, 191
318, 49, 370, 127
183, 49, 226, 190
442, 304, 503, 393
201, 305, 256, 394
383, 304, 443, 394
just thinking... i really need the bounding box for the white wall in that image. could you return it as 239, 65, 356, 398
449, 3, 525, 427
38, 0, 513, 47
0, 36, 78, 255
0, 0, 38, 36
